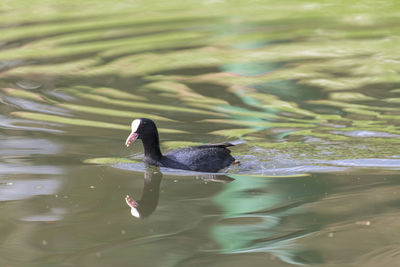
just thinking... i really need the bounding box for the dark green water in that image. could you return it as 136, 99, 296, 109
1, 1, 400, 266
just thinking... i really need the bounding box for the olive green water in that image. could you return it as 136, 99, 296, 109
1, 0, 400, 266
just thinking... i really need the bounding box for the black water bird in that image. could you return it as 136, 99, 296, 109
125, 118, 241, 172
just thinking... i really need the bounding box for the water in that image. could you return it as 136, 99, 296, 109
0, 0, 400, 266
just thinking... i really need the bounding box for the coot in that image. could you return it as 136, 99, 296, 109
125, 118, 240, 172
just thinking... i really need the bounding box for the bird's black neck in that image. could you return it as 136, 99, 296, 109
141, 131, 162, 161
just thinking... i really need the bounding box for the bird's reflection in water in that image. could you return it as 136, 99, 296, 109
125, 167, 233, 218
125, 167, 162, 218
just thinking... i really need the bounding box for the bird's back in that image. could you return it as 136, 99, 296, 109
162, 145, 235, 172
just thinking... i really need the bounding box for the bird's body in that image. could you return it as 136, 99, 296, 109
125, 118, 240, 172
157, 144, 235, 172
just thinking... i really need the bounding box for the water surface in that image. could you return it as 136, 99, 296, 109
0, 0, 400, 266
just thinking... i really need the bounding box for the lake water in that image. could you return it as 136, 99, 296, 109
1, 1, 400, 266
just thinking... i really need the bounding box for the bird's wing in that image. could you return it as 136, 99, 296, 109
194, 140, 246, 149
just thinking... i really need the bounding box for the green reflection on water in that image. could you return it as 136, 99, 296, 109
0, 0, 399, 158
212, 174, 327, 265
